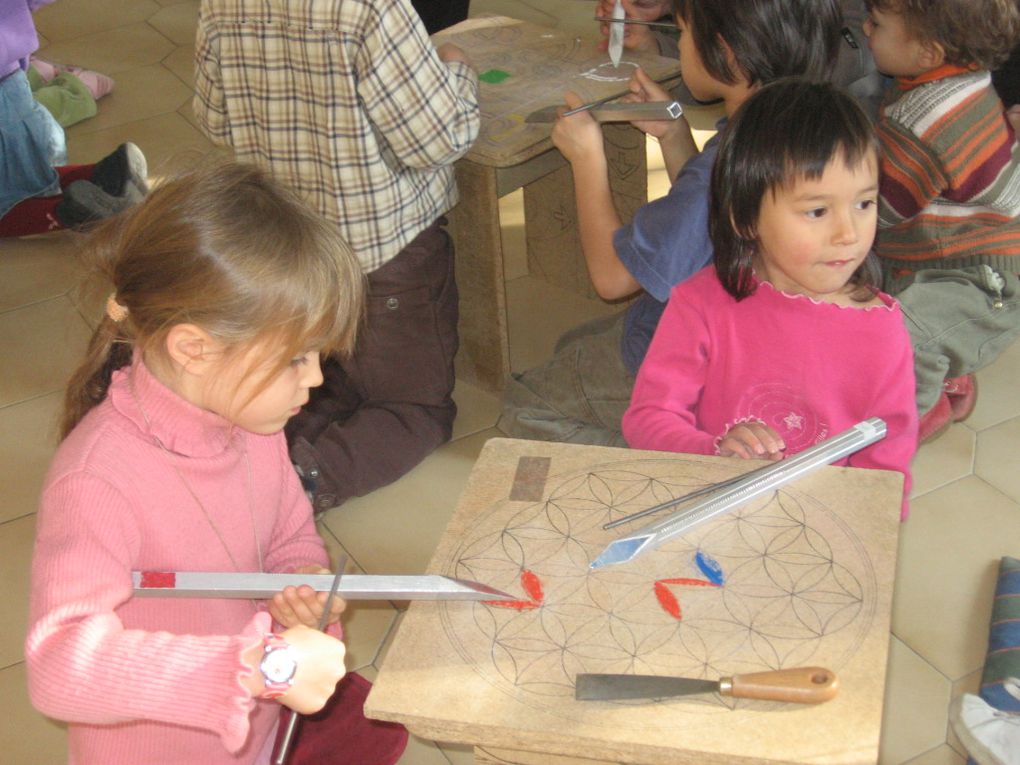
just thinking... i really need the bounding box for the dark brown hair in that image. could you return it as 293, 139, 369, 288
710, 79, 882, 300
672, 0, 842, 86
61, 161, 364, 438
864, 0, 1020, 70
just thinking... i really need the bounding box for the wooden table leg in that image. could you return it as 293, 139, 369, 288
523, 125, 648, 297
448, 158, 511, 391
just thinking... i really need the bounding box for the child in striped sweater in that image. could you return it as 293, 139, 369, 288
862, 0, 1020, 440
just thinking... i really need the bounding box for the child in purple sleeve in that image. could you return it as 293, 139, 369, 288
498, 0, 843, 447
623, 79, 918, 519
0, 0, 146, 236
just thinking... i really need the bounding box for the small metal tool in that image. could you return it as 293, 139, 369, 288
590, 418, 888, 569
273, 556, 347, 765
575, 667, 839, 703
594, 16, 677, 31
132, 571, 515, 602
608, 0, 625, 67
526, 100, 682, 123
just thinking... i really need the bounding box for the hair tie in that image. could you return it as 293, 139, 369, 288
106, 294, 128, 323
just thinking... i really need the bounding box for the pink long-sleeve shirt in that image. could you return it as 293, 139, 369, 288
26, 359, 331, 764
623, 267, 918, 518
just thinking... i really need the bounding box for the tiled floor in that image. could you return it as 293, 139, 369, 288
2, 2, 1018, 763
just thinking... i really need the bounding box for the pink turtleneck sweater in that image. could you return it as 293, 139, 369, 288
26, 359, 331, 764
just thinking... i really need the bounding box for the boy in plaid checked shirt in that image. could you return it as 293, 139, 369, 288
194, 0, 480, 512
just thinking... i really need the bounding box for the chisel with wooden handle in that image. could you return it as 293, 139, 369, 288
575, 667, 839, 703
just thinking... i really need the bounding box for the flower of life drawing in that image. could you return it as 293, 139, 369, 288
439, 458, 875, 716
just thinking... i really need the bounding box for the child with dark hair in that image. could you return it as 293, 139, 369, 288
862, 0, 1020, 440
499, 0, 843, 447
623, 79, 918, 518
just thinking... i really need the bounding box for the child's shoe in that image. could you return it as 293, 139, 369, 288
90, 143, 148, 203
949, 685, 1020, 765
944, 374, 978, 422
30, 57, 114, 99
918, 391, 952, 444
280, 672, 409, 765
55, 180, 135, 229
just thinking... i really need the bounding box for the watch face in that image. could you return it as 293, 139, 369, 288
261, 647, 297, 684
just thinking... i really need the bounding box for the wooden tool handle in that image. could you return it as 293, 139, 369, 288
721, 667, 839, 704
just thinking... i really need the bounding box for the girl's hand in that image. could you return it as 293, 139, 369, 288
276, 625, 347, 714
551, 91, 605, 164
718, 422, 786, 461
269, 565, 347, 629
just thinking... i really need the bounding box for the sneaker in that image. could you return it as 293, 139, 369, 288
91, 143, 148, 202
54, 180, 135, 229
918, 391, 953, 444
944, 374, 978, 422
950, 689, 1020, 765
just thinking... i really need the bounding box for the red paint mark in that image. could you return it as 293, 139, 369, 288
139, 571, 176, 588
521, 569, 544, 604
653, 577, 720, 620
658, 577, 720, 588
654, 581, 682, 619
484, 569, 545, 610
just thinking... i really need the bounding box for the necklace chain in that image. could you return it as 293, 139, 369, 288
132, 382, 264, 575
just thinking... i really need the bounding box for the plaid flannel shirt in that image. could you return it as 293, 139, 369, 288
194, 0, 480, 271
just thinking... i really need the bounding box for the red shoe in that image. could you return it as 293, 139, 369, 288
943, 374, 978, 422
278, 672, 409, 765
919, 392, 953, 444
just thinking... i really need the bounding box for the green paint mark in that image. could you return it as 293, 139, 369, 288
479, 69, 511, 84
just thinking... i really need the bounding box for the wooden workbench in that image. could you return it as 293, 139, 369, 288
365, 438, 903, 764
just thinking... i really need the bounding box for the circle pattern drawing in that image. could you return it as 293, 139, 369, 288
439, 458, 875, 714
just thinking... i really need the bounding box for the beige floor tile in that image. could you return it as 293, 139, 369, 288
33, 0, 161, 42
966, 340, 1020, 431
506, 276, 619, 373
0, 393, 62, 524
66, 63, 194, 135
947, 670, 982, 759
38, 22, 175, 76
910, 425, 975, 500
0, 233, 81, 313
892, 476, 1020, 679
438, 741, 475, 765
0, 516, 38, 669
902, 744, 966, 765
64, 112, 217, 176
162, 43, 196, 89
0, 297, 92, 408
320, 430, 497, 576
879, 637, 953, 765
148, 0, 199, 46
0, 663, 68, 765
975, 416, 1020, 502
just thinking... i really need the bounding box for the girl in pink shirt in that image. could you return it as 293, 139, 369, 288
26, 162, 406, 763
623, 79, 918, 518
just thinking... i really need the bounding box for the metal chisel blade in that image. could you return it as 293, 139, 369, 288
576, 673, 717, 700
525, 101, 682, 124
132, 571, 515, 601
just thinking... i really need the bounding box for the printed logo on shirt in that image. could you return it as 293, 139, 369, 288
736, 383, 829, 453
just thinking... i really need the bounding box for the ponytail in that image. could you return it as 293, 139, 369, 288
60, 312, 133, 438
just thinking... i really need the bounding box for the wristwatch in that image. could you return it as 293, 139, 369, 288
258, 634, 297, 699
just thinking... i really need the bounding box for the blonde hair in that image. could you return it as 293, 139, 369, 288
61, 161, 364, 438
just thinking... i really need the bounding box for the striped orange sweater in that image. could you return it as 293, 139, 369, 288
876, 64, 1020, 293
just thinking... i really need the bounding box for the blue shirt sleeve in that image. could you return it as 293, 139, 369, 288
613, 128, 723, 302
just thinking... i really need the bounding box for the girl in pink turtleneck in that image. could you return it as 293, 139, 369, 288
26, 162, 405, 763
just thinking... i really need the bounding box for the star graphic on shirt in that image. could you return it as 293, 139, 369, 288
783, 412, 805, 430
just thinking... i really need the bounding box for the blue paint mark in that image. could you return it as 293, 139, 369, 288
695, 550, 725, 586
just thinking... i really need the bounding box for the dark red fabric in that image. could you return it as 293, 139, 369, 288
273, 671, 409, 765
0, 163, 95, 238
